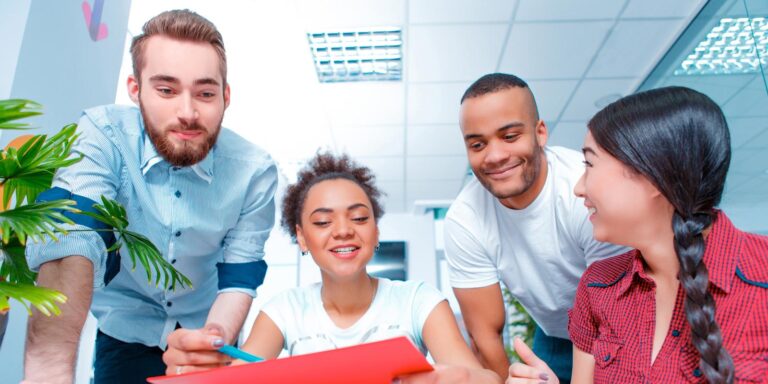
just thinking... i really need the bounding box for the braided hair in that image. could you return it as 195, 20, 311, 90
588, 86, 734, 383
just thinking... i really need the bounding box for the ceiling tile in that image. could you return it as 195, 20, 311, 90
356, 156, 404, 181
723, 86, 768, 118
332, 125, 404, 157
728, 117, 768, 149
622, 0, 705, 18
588, 20, 684, 78
547, 121, 588, 151
560, 78, 638, 120
319, 82, 404, 126
729, 148, 767, 175
409, 0, 515, 24
526, 79, 580, 121
515, 0, 623, 21
408, 24, 508, 82
661, 74, 754, 105
407, 124, 466, 156
407, 82, 467, 125
498, 21, 613, 79
406, 156, 467, 181
295, 0, 405, 29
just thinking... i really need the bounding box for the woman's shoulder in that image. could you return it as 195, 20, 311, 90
737, 232, 768, 289
581, 250, 637, 288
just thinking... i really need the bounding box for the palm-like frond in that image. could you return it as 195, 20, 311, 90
0, 99, 42, 130
77, 196, 192, 291
0, 199, 75, 245
0, 236, 36, 285
0, 124, 81, 208
0, 280, 67, 315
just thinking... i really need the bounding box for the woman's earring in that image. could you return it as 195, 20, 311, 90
301, 250, 308, 256
375, 244, 380, 252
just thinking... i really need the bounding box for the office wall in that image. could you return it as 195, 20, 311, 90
0, 1, 131, 383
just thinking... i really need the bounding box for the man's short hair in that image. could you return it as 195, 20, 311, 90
460, 73, 539, 120
130, 9, 227, 86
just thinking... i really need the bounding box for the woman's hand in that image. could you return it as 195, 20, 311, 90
506, 337, 559, 384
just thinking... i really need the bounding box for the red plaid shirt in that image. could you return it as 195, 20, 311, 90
568, 211, 768, 383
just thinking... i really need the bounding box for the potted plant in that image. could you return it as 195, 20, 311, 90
0, 99, 191, 345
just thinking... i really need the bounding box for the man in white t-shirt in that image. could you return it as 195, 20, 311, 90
444, 73, 626, 383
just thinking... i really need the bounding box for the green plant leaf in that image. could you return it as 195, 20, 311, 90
75, 197, 192, 291
0, 199, 76, 245
0, 99, 42, 129
0, 236, 36, 285
0, 280, 67, 315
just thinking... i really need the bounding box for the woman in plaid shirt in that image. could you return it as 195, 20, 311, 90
508, 86, 768, 383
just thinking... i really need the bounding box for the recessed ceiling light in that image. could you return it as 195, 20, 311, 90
307, 28, 402, 83
675, 17, 767, 76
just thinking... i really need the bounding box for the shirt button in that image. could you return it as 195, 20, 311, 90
603, 354, 611, 362
672, 330, 680, 337
172, 167, 180, 171
175, 190, 181, 198
175, 231, 181, 237
166, 301, 173, 307
693, 368, 702, 377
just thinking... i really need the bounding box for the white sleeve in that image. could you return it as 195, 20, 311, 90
258, 291, 291, 349
411, 282, 447, 349
443, 213, 499, 288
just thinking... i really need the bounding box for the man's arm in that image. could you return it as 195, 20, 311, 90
204, 291, 253, 345
24, 256, 93, 384
453, 284, 509, 379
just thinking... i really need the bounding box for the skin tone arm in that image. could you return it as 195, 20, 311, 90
571, 347, 594, 383
453, 284, 509, 379
162, 291, 254, 375
399, 300, 502, 384
23, 256, 94, 384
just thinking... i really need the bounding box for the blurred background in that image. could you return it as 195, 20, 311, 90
1, 0, 766, 382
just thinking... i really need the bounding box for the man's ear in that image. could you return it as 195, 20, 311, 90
127, 75, 140, 105
223, 83, 231, 110
535, 119, 549, 148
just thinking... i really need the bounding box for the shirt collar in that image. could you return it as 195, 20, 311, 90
616, 210, 740, 296
139, 130, 215, 184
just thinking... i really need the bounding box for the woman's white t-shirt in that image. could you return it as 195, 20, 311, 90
260, 278, 445, 356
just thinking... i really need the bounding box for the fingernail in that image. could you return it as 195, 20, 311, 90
212, 338, 225, 347
539, 373, 550, 380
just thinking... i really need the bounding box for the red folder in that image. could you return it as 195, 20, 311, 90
147, 336, 433, 384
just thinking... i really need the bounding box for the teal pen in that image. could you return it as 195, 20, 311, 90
218, 345, 264, 363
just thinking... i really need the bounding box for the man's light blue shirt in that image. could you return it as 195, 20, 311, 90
26, 104, 277, 348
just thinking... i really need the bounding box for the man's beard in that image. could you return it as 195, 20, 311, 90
141, 105, 222, 167
480, 140, 544, 200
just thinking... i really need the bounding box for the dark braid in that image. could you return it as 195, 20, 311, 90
673, 212, 734, 383
588, 86, 734, 383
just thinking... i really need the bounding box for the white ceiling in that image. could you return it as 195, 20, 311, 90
118, 0, 718, 213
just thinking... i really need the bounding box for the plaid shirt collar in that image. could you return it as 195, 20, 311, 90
615, 210, 741, 297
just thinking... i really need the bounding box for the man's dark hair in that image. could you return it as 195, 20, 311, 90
461, 73, 539, 120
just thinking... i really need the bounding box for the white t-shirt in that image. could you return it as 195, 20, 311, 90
444, 146, 627, 339
260, 278, 445, 356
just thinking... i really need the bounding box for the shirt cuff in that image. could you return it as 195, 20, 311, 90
25, 223, 108, 288
217, 287, 258, 298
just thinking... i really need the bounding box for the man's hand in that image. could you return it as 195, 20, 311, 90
506, 338, 559, 384
163, 324, 231, 375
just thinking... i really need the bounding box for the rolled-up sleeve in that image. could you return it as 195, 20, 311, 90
217, 160, 278, 296
24, 113, 122, 288
568, 268, 599, 353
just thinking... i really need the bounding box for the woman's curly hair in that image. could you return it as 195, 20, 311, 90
281, 152, 385, 239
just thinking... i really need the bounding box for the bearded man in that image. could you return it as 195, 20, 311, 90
23, 10, 277, 384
